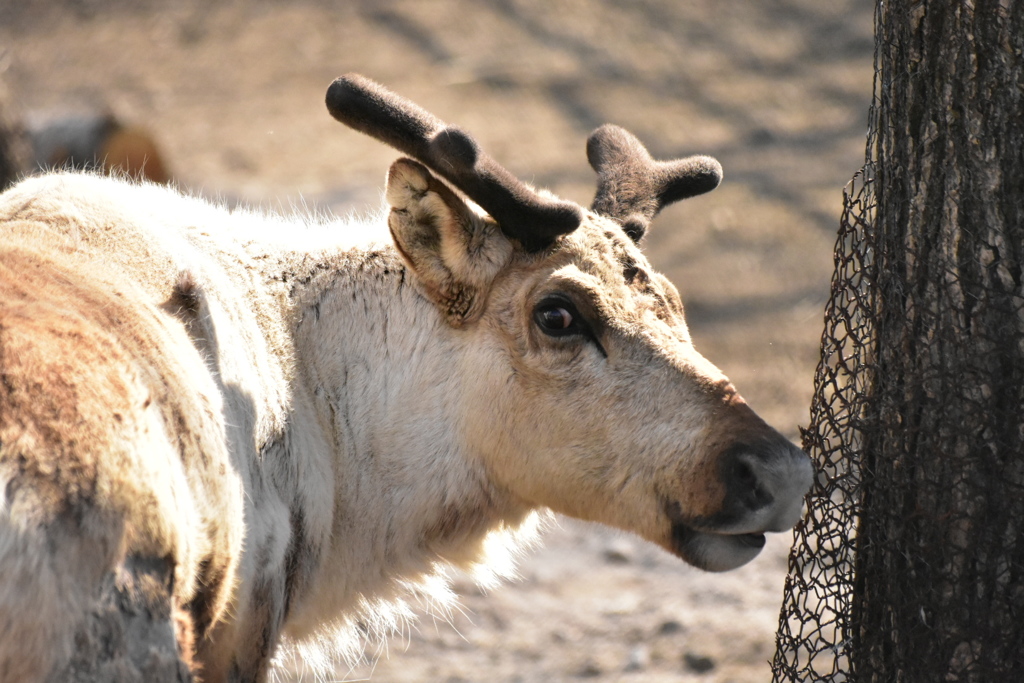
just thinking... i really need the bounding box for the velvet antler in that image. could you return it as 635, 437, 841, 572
326, 74, 582, 252
587, 124, 722, 242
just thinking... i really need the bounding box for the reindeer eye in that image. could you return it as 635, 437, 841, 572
535, 305, 574, 332
532, 296, 608, 357
533, 296, 589, 339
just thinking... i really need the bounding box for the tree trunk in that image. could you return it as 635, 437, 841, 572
855, 2, 1023, 680
772, 2, 1024, 681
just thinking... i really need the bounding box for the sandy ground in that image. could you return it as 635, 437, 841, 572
0, 1, 874, 680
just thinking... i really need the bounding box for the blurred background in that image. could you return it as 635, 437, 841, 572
0, 1, 873, 680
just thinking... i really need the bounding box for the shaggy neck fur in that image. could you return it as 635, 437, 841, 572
266, 239, 533, 660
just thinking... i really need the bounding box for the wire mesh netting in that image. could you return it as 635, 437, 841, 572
772, 2, 1024, 681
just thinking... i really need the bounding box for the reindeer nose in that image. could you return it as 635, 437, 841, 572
729, 451, 776, 511
721, 439, 812, 532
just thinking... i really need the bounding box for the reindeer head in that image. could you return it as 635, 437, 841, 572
326, 75, 812, 572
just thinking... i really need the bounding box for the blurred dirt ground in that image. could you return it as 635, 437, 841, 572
0, 1, 874, 681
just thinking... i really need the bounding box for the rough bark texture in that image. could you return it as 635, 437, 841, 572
773, 1, 1024, 680
856, 2, 1024, 679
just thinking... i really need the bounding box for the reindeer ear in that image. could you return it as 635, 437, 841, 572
386, 158, 513, 327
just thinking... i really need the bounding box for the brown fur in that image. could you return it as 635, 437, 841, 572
0, 229, 242, 681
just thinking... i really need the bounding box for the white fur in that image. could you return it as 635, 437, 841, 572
0, 168, 811, 682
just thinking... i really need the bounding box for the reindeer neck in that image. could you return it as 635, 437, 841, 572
277, 240, 527, 636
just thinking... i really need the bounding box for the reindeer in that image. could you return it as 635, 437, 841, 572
0, 74, 813, 682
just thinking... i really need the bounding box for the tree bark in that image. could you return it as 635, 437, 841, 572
853, 2, 1024, 680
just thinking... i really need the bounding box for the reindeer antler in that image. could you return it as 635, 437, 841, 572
326, 74, 582, 252
587, 124, 722, 242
